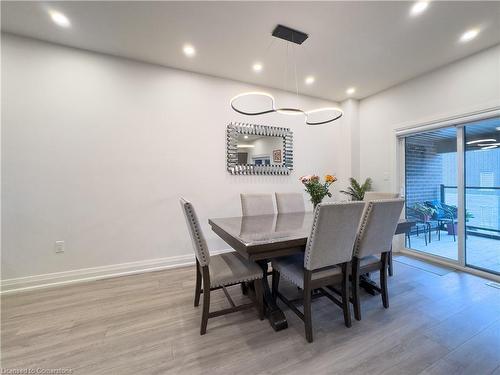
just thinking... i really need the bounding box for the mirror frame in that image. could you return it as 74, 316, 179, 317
226, 122, 293, 175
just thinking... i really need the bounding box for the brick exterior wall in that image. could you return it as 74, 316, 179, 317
405, 139, 444, 208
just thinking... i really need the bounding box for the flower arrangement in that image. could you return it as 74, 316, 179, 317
299, 174, 338, 209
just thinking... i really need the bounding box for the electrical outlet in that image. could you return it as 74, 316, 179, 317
55, 241, 65, 253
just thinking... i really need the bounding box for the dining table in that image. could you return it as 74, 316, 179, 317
209, 211, 414, 331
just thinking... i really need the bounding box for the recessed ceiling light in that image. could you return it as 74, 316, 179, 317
410, 1, 429, 17
346, 87, 356, 95
49, 10, 70, 28
252, 63, 263, 72
466, 138, 496, 145
481, 145, 498, 150
459, 28, 480, 43
183, 44, 196, 57
305, 76, 315, 85
478, 143, 500, 146
244, 135, 249, 139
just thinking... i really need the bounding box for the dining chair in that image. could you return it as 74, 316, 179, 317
240, 193, 275, 216
351, 198, 405, 321
275, 192, 305, 214
363, 191, 400, 276
271, 201, 366, 343
180, 198, 264, 335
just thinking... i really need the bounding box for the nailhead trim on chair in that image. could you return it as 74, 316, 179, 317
304, 205, 321, 270
183, 200, 210, 266
210, 274, 263, 288
354, 201, 374, 257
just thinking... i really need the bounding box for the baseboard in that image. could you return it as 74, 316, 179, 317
0, 249, 233, 295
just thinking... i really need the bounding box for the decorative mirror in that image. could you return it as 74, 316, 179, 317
226, 122, 293, 175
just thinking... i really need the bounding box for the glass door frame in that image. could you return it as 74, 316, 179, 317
396, 107, 500, 278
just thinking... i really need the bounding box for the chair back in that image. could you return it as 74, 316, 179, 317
363, 192, 399, 201
354, 199, 405, 258
304, 202, 366, 271
240, 193, 275, 216
275, 192, 305, 214
180, 198, 210, 266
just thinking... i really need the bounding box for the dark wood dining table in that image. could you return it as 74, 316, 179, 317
209, 212, 414, 331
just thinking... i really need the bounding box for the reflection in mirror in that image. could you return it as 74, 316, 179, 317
236, 134, 284, 166
227, 122, 293, 175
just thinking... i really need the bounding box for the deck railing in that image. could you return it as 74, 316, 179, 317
440, 184, 500, 239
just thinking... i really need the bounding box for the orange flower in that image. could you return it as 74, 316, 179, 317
325, 175, 337, 183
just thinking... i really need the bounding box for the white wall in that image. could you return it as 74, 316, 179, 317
359, 44, 500, 193
1, 34, 349, 281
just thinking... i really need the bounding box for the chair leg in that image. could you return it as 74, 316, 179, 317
341, 263, 352, 328
254, 279, 264, 320
200, 267, 210, 335
272, 269, 280, 303
194, 261, 202, 307
352, 258, 361, 321
303, 291, 313, 342
388, 248, 394, 277
380, 253, 389, 309
240, 282, 248, 295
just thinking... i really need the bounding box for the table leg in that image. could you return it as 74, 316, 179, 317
360, 273, 379, 295
257, 260, 288, 331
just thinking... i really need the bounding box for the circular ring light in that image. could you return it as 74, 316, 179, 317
230, 92, 343, 125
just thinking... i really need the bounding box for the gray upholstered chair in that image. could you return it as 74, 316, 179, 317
240, 193, 275, 216
363, 192, 401, 276
363, 192, 399, 201
180, 198, 264, 335
275, 192, 306, 214
351, 198, 405, 321
271, 201, 366, 343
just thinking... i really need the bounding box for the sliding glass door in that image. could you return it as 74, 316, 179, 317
404, 128, 458, 260
464, 119, 500, 275
402, 115, 500, 276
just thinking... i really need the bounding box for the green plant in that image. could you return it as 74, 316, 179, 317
413, 202, 436, 217
465, 210, 474, 222
339, 177, 373, 201
443, 204, 475, 222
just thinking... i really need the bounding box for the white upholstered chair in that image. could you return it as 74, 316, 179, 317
180, 198, 264, 335
275, 192, 305, 214
363, 191, 401, 276
351, 198, 405, 321
240, 193, 275, 216
272, 201, 366, 342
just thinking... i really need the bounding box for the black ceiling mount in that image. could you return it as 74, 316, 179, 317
271, 24, 308, 45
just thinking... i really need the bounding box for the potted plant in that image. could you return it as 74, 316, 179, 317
412, 203, 436, 222
442, 205, 474, 234
299, 174, 337, 209
339, 177, 373, 201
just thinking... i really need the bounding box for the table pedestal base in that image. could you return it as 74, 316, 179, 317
360, 274, 379, 295
257, 260, 288, 331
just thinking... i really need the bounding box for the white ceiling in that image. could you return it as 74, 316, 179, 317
2, 1, 500, 102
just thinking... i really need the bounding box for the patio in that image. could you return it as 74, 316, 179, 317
407, 230, 500, 274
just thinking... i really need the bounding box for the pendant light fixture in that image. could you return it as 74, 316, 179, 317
230, 25, 343, 125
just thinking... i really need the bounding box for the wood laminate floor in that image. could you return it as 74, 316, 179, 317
2, 257, 500, 374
